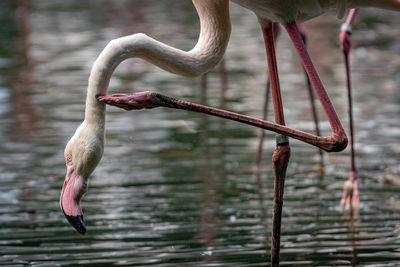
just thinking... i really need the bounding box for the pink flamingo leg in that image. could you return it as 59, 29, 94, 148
99, 89, 347, 152
99, 29, 349, 154
99, 75, 347, 152
262, 23, 290, 267
339, 9, 360, 211
285, 22, 347, 147
254, 24, 324, 177
254, 23, 279, 176
297, 25, 324, 169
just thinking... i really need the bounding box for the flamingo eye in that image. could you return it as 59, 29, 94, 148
66, 155, 72, 163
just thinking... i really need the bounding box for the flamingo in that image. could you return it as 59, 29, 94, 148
60, 0, 400, 265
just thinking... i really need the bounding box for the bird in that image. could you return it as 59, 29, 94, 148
60, 0, 400, 266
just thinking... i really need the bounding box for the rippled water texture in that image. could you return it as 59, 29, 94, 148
1, 1, 400, 266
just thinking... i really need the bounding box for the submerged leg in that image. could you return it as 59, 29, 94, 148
262, 23, 290, 267
271, 142, 290, 266
339, 9, 360, 211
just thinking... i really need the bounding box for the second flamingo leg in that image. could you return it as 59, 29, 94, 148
297, 25, 324, 169
262, 23, 291, 267
339, 9, 359, 211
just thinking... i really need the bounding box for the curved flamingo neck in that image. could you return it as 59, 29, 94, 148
83, 0, 231, 125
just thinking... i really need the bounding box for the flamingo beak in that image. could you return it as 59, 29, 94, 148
60, 162, 88, 235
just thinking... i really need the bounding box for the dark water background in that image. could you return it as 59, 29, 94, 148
0, 1, 400, 266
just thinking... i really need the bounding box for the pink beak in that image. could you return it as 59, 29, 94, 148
60, 162, 88, 235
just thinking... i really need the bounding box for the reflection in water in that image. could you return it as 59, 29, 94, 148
196, 59, 230, 263
11, 0, 38, 142
196, 112, 219, 263
0, 1, 399, 266
218, 59, 228, 103
343, 210, 360, 267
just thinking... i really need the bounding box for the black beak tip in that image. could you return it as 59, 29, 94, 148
63, 212, 87, 235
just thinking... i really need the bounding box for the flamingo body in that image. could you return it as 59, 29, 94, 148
232, 0, 342, 24
232, 0, 399, 25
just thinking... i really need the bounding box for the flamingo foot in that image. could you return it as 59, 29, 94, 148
340, 171, 359, 211
97, 91, 163, 110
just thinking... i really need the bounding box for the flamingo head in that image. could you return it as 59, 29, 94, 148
60, 121, 104, 235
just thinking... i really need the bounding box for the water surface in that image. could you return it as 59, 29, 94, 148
0, 1, 400, 266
